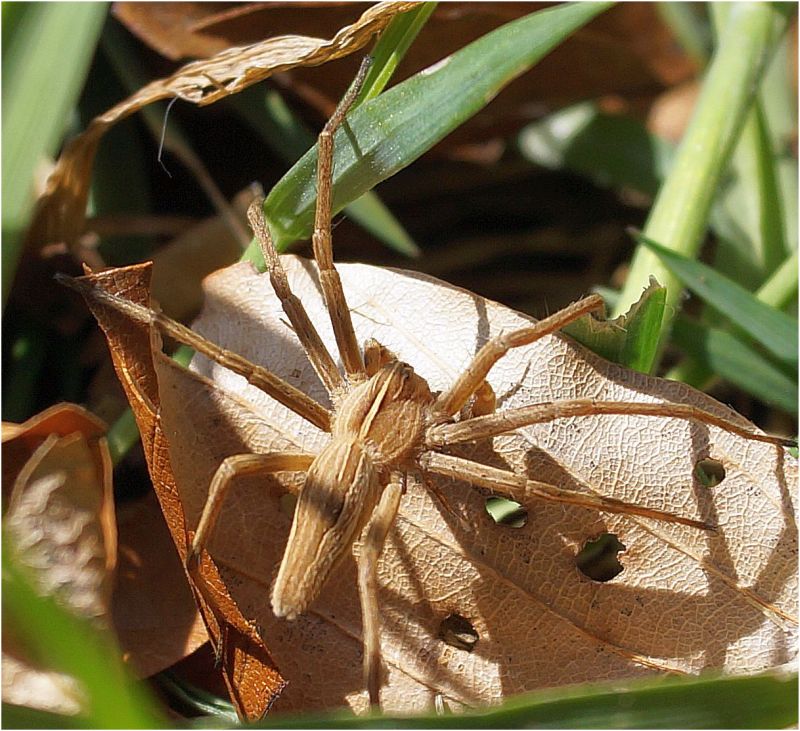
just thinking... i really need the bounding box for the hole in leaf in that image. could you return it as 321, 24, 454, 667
279, 493, 297, 518
576, 533, 625, 582
695, 458, 726, 487
438, 613, 479, 652
484, 496, 528, 528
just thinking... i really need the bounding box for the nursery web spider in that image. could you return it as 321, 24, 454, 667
60, 58, 793, 707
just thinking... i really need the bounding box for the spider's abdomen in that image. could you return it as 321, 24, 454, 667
272, 439, 378, 620
333, 361, 433, 469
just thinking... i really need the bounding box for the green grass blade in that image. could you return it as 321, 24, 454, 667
518, 102, 673, 197
231, 89, 419, 257
222, 670, 797, 729
611, 3, 790, 367
672, 317, 797, 414
712, 97, 790, 288
657, 3, 711, 68
757, 250, 798, 310
563, 279, 666, 371
3, 536, 166, 728
636, 232, 797, 366
260, 2, 612, 249
356, 2, 438, 104
2, 704, 92, 729
2, 2, 108, 305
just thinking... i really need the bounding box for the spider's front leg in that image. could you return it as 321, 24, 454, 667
310, 57, 373, 382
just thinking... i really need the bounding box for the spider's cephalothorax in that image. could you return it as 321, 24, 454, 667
274, 359, 433, 620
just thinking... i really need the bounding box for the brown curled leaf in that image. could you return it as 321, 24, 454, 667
68, 262, 284, 721
113, 493, 208, 679
26, 1, 418, 258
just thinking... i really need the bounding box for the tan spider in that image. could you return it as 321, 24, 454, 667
60, 59, 793, 708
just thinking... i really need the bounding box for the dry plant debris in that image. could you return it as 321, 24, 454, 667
2, 404, 115, 714
25, 1, 416, 260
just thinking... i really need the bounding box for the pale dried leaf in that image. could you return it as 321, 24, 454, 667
113, 494, 208, 678
1, 655, 84, 716
4, 421, 115, 621
27, 1, 417, 255
3, 421, 115, 716
153, 258, 797, 715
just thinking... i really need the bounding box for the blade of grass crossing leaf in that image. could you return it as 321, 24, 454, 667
262, 2, 612, 248
356, 2, 438, 105
672, 318, 797, 414
611, 3, 790, 368
2, 2, 108, 305
242, 671, 798, 729
563, 281, 666, 371
3, 537, 165, 727
637, 233, 797, 366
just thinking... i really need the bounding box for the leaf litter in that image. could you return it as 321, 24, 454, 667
73, 256, 798, 715
2, 404, 115, 715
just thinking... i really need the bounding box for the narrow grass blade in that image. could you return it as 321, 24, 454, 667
657, 3, 711, 67
356, 2, 438, 104
261, 2, 612, 249
636, 232, 797, 367
3, 536, 166, 728
611, 3, 790, 367
673, 317, 797, 414
2, 2, 108, 305
233, 670, 798, 729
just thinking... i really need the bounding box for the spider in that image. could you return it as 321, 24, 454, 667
60, 58, 793, 709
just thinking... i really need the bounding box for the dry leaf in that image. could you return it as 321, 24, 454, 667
113, 493, 208, 679
72, 263, 284, 721
114, 2, 695, 159
84, 257, 797, 714
26, 1, 417, 258
3, 406, 115, 715
149, 187, 256, 322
